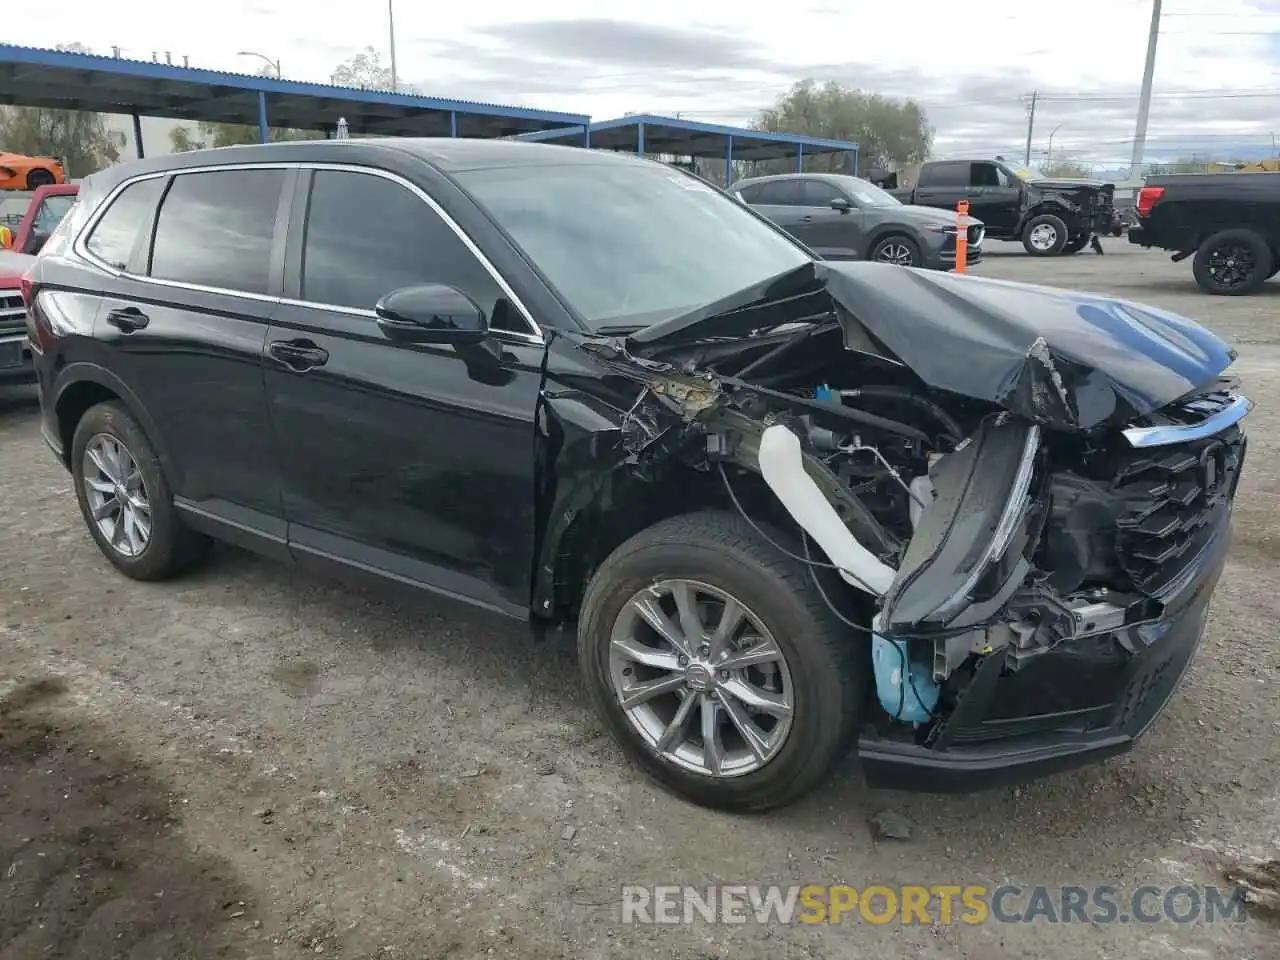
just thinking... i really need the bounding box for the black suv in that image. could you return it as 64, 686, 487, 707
26, 140, 1250, 812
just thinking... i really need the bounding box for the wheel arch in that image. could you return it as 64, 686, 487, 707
1017, 200, 1081, 235
53, 363, 176, 478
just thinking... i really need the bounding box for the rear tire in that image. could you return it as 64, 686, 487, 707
577, 510, 866, 812
1021, 213, 1069, 256
70, 401, 211, 581
25, 168, 56, 189
1192, 229, 1273, 296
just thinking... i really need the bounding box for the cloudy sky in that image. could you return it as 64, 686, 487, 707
11, 0, 1280, 166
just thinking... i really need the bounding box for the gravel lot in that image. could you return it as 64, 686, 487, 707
2, 241, 1277, 959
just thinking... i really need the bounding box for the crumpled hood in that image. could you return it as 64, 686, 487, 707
626, 261, 1237, 432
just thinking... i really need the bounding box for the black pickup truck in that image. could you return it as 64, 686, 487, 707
888, 159, 1118, 257
1128, 171, 1280, 295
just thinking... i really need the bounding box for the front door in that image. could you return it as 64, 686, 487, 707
87, 167, 289, 549
967, 162, 1022, 234
793, 180, 863, 259
263, 167, 545, 617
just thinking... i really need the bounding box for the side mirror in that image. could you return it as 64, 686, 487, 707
830, 197, 852, 213
0, 227, 11, 249
374, 284, 488, 345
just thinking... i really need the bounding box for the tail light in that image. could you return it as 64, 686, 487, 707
20, 268, 50, 349
1136, 186, 1165, 217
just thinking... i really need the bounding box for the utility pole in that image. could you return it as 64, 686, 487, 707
1023, 91, 1037, 166
1129, 0, 1162, 178
388, 0, 398, 92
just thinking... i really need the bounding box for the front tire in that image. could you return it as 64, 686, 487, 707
70, 401, 211, 581
869, 235, 921, 268
1062, 234, 1090, 255
1192, 229, 1274, 295
1021, 213, 1069, 256
577, 511, 866, 812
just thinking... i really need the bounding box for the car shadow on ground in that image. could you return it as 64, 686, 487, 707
175, 544, 1210, 887
0, 675, 259, 958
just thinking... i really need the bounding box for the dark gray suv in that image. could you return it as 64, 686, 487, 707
731, 173, 983, 271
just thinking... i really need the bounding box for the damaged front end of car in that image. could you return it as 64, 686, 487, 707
574, 260, 1250, 790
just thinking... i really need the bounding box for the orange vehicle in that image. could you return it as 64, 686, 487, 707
0, 152, 66, 190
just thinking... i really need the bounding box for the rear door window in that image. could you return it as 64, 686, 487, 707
84, 177, 165, 270
752, 180, 803, 205
918, 163, 969, 188
149, 169, 285, 294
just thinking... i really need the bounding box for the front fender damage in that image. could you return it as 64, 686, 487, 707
548, 267, 1246, 749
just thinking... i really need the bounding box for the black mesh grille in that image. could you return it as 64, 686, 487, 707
1112, 406, 1245, 595
0, 293, 24, 335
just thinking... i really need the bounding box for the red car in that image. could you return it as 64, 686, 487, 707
0, 183, 78, 384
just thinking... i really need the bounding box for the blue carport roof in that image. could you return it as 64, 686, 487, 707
0, 44, 589, 137
517, 114, 858, 162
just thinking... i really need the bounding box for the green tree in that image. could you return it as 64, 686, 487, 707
0, 42, 125, 177
752, 79, 933, 175
330, 46, 412, 92
166, 65, 320, 151
1040, 160, 1091, 178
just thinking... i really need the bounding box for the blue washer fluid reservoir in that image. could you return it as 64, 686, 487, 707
871, 633, 940, 725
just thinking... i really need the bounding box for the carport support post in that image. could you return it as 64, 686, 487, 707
450, 111, 457, 137
257, 91, 269, 144
584, 124, 591, 147
796, 144, 803, 173
725, 135, 735, 186
637, 122, 645, 157
131, 111, 144, 159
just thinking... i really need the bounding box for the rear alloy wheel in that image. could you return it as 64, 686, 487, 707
25, 168, 56, 189
71, 401, 211, 580
1192, 229, 1274, 296
1021, 213, 1069, 256
578, 510, 866, 812
870, 235, 921, 268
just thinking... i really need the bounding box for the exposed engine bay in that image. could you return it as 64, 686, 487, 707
578, 260, 1250, 752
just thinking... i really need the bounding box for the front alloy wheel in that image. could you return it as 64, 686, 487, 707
82, 433, 152, 557
577, 510, 866, 812
608, 579, 794, 778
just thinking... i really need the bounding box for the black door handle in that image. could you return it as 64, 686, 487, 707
798, 215, 814, 223
105, 306, 149, 333
268, 339, 329, 370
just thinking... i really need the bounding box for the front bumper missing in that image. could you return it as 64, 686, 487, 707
857, 512, 1227, 792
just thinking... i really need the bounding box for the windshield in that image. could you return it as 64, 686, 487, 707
1009, 165, 1043, 182
455, 161, 812, 330
33, 195, 76, 234
831, 176, 901, 207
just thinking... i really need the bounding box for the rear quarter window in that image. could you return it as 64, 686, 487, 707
84, 178, 165, 270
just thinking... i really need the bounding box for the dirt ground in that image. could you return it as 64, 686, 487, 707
2, 241, 1277, 959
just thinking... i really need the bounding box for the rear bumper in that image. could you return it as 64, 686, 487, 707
1128, 227, 1148, 246
857, 521, 1229, 793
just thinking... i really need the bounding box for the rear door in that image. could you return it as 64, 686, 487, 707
737, 180, 806, 238
263, 166, 545, 617
911, 162, 969, 212
85, 166, 291, 554
794, 179, 863, 259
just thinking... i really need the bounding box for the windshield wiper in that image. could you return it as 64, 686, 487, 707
593, 324, 642, 335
